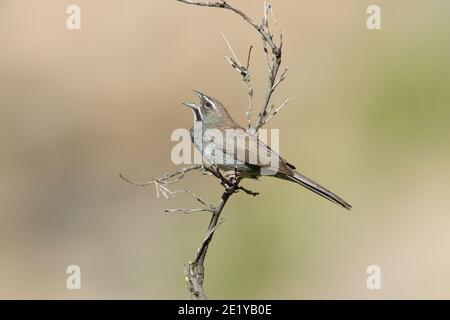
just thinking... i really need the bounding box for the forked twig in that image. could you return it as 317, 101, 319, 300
221, 33, 254, 128
264, 97, 290, 125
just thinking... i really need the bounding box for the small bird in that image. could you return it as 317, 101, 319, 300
183, 91, 352, 210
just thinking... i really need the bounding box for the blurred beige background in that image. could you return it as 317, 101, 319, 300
1, 0, 450, 299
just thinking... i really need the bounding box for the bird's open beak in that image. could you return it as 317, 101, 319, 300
182, 102, 198, 109
192, 90, 206, 99
182, 90, 208, 109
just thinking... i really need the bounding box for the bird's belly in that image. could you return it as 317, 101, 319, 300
202, 144, 259, 177
193, 137, 253, 174
191, 125, 260, 177
201, 142, 244, 166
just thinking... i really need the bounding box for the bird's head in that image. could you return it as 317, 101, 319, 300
182, 91, 235, 126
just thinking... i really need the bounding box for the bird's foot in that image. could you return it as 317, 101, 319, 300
212, 167, 241, 191
223, 169, 241, 186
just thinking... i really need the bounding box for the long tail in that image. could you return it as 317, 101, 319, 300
282, 171, 352, 210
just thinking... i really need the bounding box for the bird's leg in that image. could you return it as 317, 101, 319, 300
222, 170, 235, 184
211, 166, 241, 190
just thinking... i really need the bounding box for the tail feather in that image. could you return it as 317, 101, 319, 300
283, 171, 352, 210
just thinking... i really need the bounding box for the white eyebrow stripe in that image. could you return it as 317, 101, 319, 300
203, 96, 217, 109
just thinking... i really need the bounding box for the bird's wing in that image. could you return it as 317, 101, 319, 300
205, 127, 292, 174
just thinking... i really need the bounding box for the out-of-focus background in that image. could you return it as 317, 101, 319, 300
1, 0, 450, 299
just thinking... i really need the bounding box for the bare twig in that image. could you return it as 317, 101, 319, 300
244, 45, 254, 129
239, 185, 259, 196
163, 188, 215, 214
264, 97, 290, 126
221, 32, 241, 66
183, 188, 211, 207
119, 166, 214, 211
119, 165, 203, 187
253, 0, 286, 132
221, 33, 254, 129
272, 66, 289, 91
165, 208, 214, 214
175, 0, 278, 50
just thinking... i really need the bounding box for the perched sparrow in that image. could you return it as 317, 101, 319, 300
183, 91, 352, 210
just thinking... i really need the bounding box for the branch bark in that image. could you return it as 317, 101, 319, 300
184, 182, 238, 299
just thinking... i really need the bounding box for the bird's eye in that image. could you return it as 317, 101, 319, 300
204, 102, 212, 108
